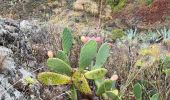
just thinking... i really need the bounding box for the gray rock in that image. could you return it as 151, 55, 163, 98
20, 20, 34, 32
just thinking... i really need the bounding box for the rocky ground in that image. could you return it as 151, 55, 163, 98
0, 18, 69, 100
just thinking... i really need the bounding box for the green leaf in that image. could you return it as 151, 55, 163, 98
95, 79, 103, 88
94, 43, 110, 69
57, 50, 69, 64
67, 85, 77, 100
84, 68, 108, 79
106, 90, 120, 100
62, 28, 73, 54
133, 83, 142, 100
47, 58, 72, 76
72, 71, 92, 95
79, 40, 97, 71
151, 93, 159, 100
38, 72, 71, 85
96, 79, 115, 96
163, 69, 170, 75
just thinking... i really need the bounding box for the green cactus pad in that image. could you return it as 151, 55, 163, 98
94, 43, 110, 69
79, 40, 97, 71
106, 90, 120, 100
72, 71, 92, 95
57, 50, 69, 64
47, 58, 72, 76
38, 72, 71, 85
95, 79, 103, 88
133, 83, 142, 100
96, 79, 115, 96
62, 28, 73, 54
84, 68, 108, 79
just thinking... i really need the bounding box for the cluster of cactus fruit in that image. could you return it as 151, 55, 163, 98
37, 28, 120, 100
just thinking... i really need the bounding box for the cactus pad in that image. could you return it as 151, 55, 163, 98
57, 50, 69, 64
38, 72, 71, 85
47, 58, 72, 76
79, 40, 97, 71
62, 28, 73, 54
94, 43, 110, 69
84, 68, 108, 79
72, 71, 92, 95
106, 90, 120, 100
96, 79, 115, 95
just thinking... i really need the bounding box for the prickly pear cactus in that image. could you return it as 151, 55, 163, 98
84, 68, 108, 79
57, 50, 69, 64
47, 58, 72, 75
94, 43, 110, 69
96, 79, 115, 95
72, 71, 92, 95
62, 28, 73, 54
106, 90, 120, 100
79, 40, 97, 71
38, 72, 71, 85
37, 27, 114, 99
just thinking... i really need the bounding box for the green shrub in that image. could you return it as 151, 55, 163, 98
111, 28, 125, 41
107, 0, 126, 12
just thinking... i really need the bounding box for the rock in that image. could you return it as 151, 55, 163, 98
0, 76, 25, 100
0, 46, 22, 99
0, 18, 68, 99
18, 68, 35, 78
20, 20, 40, 33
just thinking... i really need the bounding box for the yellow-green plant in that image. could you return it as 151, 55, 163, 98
37, 27, 119, 99
107, 0, 126, 12
111, 28, 125, 41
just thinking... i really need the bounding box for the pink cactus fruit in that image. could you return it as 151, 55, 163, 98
47, 50, 53, 58
110, 74, 118, 81
108, 43, 113, 47
91, 36, 96, 40
81, 36, 88, 43
81, 36, 103, 43
95, 37, 102, 42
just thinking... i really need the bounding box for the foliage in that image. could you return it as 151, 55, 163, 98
111, 28, 170, 99
145, 0, 153, 5
56, 50, 69, 64
96, 79, 115, 95
38, 27, 170, 99
37, 27, 119, 99
125, 28, 137, 41
107, 0, 126, 12
84, 68, 108, 79
47, 58, 72, 76
94, 43, 110, 69
79, 40, 97, 71
133, 83, 142, 100
158, 27, 170, 45
105, 90, 120, 100
62, 28, 73, 54
111, 28, 125, 41
22, 76, 37, 87
150, 93, 159, 100
72, 71, 92, 95
38, 72, 71, 85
